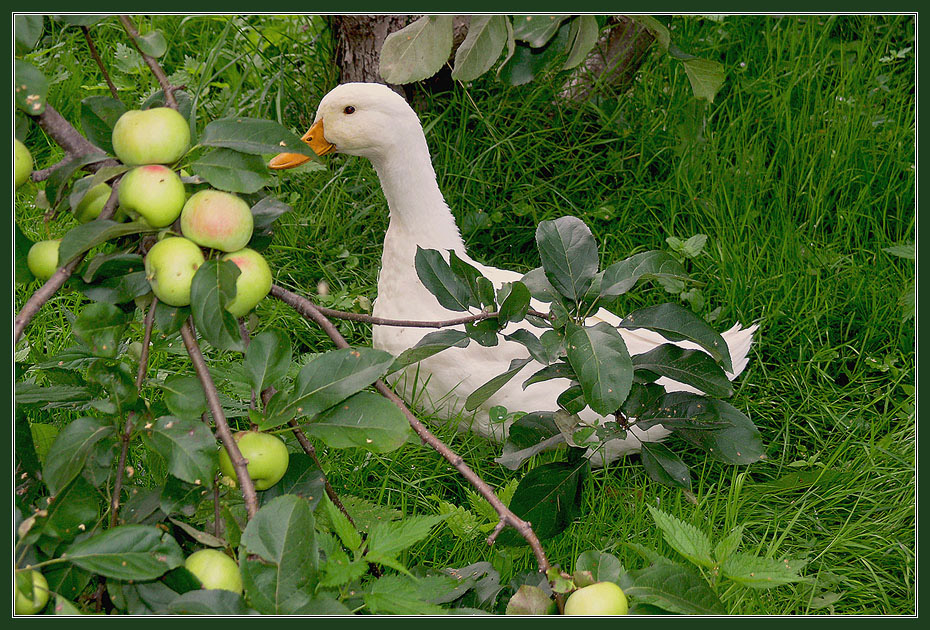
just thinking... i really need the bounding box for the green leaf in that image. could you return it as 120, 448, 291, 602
244, 330, 292, 392
45, 153, 112, 209
64, 525, 184, 581
464, 357, 532, 411
504, 329, 547, 365
625, 559, 724, 614
511, 15, 569, 47
141, 416, 216, 486
497, 281, 531, 324
620, 302, 733, 372
167, 590, 258, 615
249, 196, 294, 235
642, 392, 764, 464
72, 302, 128, 358
498, 461, 586, 543
44, 563, 91, 603
35, 476, 100, 543
632, 344, 734, 398
160, 375, 207, 419
600, 250, 689, 299
575, 550, 622, 584
414, 247, 475, 311
85, 360, 137, 411
200, 117, 316, 157
647, 506, 714, 568
262, 347, 394, 429
522, 361, 574, 388
307, 391, 411, 453
15, 384, 91, 406
495, 412, 564, 470
73, 271, 151, 305
640, 442, 692, 491
563, 15, 599, 69
322, 496, 362, 552
53, 596, 84, 615
681, 57, 725, 103
258, 453, 326, 510
883, 243, 916, 260
168, 518, 226, 548
58, 220, 153, 268
54, 14, 106, 27
713, 525, 744, 563
565, 322, 632, 416
154, 302, 187, 335
189, 259, 245, 353
535, 216, 599, 301
239, 495, 318, 615
80, 95, 127, 154
14, 59, 48, 115
628, 15, 670, 51
159, 476, 203, 518
505, 584, 555, 615
449, 251, 496, 309
720, 553, 804, 588
364, 575, 447, 615
14, 15, 44, 54
135, 30, 167, 57
190, 148, 272, 194
366, 513, 447, 561
380, 15, 454, 84
498, 20, 572, 86
389, 329, 471, 373
451, 15, 508, 82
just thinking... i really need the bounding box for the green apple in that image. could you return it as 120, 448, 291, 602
563, 582, 629, 616
73, 180, 113, 223
15, 569, 49, 615
221, 248, 272, 317
14, 139, 33, 188
218, 430, 289, 491
118, 165, 186, 227
180, 190, 254, 252
184, 549, 243, 594
111, 107, 191, 166
144, 236, 205, 307
27, 239, 61, 281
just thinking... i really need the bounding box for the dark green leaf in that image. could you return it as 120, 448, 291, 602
565, 322, 632, 416
159, 476, 203, 518
511, 15, 569, 47
498, 20, 572, 85
14, 15, 44, 54
239, 495, 318, 615
42, 417, 114, 496
72, 302, 128, 358
161, 375, 208, 419
641, 442, 692, 491
600, 251, 689, 299
415, 247, 474, 311
244, 330, 292, 392
15, 383, 91, 406
522, 361, 574, 388
498, 461, 586, 543
389, 329, 471, 373
556, 384, 586, 415
535, 216, 599, 301
167, 590, 258, 615
35, 476, 100, 543
625, 560, 724, 614
505, 584, 556, 615
465, 318, 499, 346
497, 281, 531, 324
142, 416, 217, 486
73, 270, 151, 304
258, 453, 326, 510
86, 360, 137, 410
465, 357, 532, 411
632, 343, 734, 398
379, 15, 454, 84
14, 59, 48, 115
190, 148, 272, 194
45, 153, 111, 209
619, 303, 733, 372
249, 196, 293, 234
168, 518, 225, 548
661, 394, 764, 464
307, 391, 411, 453
503, 329, 547, 365
80, 96, 127, 153
58, 220, 153, 267
189, 259, 245, 353
64, 525, 184, 581
451, 15, 508, 82
449, 251, 496, 309
44, 563, 92, 602
262, 347, 394, 429
200, 117, 316, 157
154, 302, 187, 335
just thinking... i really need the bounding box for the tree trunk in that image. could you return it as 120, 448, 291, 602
330, 15, 412, 94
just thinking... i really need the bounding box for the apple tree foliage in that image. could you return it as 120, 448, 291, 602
13, 14, 798, 616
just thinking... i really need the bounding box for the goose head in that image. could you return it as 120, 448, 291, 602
269, 83, 424, 167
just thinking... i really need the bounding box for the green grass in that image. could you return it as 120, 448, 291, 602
15, 15, 914, 614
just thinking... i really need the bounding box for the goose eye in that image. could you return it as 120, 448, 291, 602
344, 106, 356, 115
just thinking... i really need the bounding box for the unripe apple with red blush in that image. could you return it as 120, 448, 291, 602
111, 107, 190, 166
221, 248, 272, 317
180, 190, 254, 252
119, 165, 186, 228
144, 236, 205, 307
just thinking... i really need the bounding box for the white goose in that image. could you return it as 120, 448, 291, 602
270, 83, 757, 465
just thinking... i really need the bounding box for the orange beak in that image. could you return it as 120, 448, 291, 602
268, 119, 335, 170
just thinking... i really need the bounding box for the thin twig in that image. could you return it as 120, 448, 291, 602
33, 104, 117, 166
179, 319, 259, 519
270, 288, 552, 575
274, 286, 549, 328
109, 413, 136, 528
135, 297, 158, 390
118, 16, 177, 109
14, 182, 120, 344
81, 25, 120, 100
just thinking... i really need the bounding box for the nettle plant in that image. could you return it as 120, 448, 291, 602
14, 14, 801, 617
